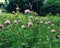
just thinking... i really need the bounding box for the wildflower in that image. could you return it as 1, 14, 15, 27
24, 9, 31, 13
0, 24, 4, 28
51, 29, 56, 33
45, 21, 51, 25
30, 16, 33, 19
21, 25, 26, 29
51, 24, 55, 26
14, 20, 18, 24
48, 21, 51, 24
28, 22, 33, 27
18, 20, 21, 23
35, 18, 38, 21
12, 11, 15, 14
5, 20, 10, 25
45, 22, 48, 24
16, 6, 20, 10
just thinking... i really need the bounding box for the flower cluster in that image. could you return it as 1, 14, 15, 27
21, 25, 26, 29
0, 24, 4, 28
30, 16, 33, 19
5, 20, 10, 25
51, 29, 56, 33
16, 6, 20, 10
0, 16, 57, 35
25, 9, 31, 13
28, 22, 33, 27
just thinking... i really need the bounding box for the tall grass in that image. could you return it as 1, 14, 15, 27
0, 13, 60, 48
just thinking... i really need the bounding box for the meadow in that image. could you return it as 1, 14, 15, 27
0, 13, 60, 48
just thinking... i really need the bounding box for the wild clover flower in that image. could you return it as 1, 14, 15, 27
21, 25, 26, 29
35, 18, 38, 21
24, 9, 31, 13
51, 29, 56, 33
30, 16, 33, 19
5, 20, 10, 25
0, 24, 4, 28
14, 20, 18, 24
28, 22, 33, 27
16, 6, 20, 10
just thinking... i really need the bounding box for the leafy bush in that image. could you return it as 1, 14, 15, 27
6, 1, 16, 12
42, 0, 60, 15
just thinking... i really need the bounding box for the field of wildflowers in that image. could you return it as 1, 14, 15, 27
0, 13, 60, 48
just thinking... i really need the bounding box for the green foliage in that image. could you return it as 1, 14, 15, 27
42, 0, 60, 15
0, 13, 60, 48
0, 2, 4, 8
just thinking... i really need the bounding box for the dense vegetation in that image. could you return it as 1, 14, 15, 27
0, 0, 60, 48
0, 13, 60, 48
